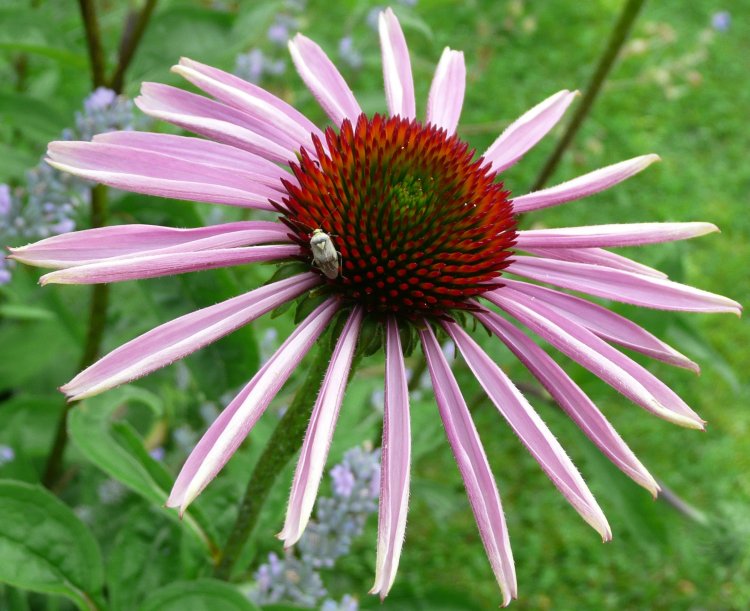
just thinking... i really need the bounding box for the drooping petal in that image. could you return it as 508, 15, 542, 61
289, 34, 362, 126
502, 279, 698, 371
61, 273, 321, 400
486, 287, 706, 429
93, 131, 295, 189
10, 221, 291, 269
426, 48, 465, 135
371, 317, 411, 599
279, 306, 363, 545
483, 90, 577, 174
40, 244, 300, 285
379, 8, 416, 120
507, 256, 742, 314
512, 155, 660, 213
520, 247, 667, 279
474, 310, 659, 496
167, 298, 339, 512
420, 325, 516, 607
444, 321, 612, 541
515, 222, 718, 250
136, 83, 294, 165
46, 141, 279, 210
173, 57, 322, 150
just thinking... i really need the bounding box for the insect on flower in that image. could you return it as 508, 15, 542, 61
310, 228, 341, 279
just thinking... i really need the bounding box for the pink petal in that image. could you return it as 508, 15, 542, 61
40, 244, 300, 285
483, 90, 577, 174
426, 47, 466, 135
176, 57, 323, 143
507, 255, 742, 314
136, 83, 294, 165
289, 34, 362, 126
515, 222, 718, 249
444, 321, 612, 541
379, 8, 416, 120
279, 306, 363, 545
420, 325, 516, 606
10, 221, 290, 269
474, 309, 659, 496
168, 298, 340, 512
371, 317, 411, 599
173, 58, 320, 151
502, 279, 698, 371
486, 287, 706, 429
512, 155, 660, 213
93, 131, 295, 189
46, 141, 279, 210
520, 247, 667, 279
61, 273, 321, 400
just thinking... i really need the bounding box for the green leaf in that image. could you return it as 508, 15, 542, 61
0, 303, 55, 321
0, 92, 67, 142
139, 579, 259, 611
68, 389, 217, 552
0, 480, 104, 610
107, 506, 204, 611
0, 42, 87, 68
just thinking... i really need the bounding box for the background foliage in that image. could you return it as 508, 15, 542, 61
1, 0, 748, 609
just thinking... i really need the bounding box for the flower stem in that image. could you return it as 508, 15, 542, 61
530, 0, 648, 190
109, 0, 159, 93
213, 335, 334, 580
78, 0, 107, 88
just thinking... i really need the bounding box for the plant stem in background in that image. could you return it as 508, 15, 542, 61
214, 337, 334, 580
530, 0, 648, 190
42, 0, 158, 489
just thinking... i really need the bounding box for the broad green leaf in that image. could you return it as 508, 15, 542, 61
139, 579, 259, 611
0, 480, 104, 610
0, 42, 87, 68
108, 506, 205, 611
68, 389, 217, 552
0, 92, 67, 142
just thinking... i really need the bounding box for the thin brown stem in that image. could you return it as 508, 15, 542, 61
530, 0, 648, 190
109, 0, 158, 93
78, 0, 107, 87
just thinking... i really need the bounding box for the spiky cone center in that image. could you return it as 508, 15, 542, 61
280, 114, 517, 319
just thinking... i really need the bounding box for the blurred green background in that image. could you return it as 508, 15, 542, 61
1, 0, 748, 609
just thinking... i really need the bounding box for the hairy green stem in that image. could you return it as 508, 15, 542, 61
530, 0, 648, 190
213, 337, 334, 580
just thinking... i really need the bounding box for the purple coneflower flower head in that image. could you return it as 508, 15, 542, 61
11, 7, 741, 605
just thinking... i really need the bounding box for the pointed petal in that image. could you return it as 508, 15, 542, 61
444, 321, 612, 541
426, 48, 466, 135
520, 247, 667, 279
512, 155, 660, 213
502, 279, 699, 372
475, 310, 659, 496
371, 317, 411, 599
93, 131, 295, 188
289, 34, 362, 126
136, 83, 294, 165
61, 273, 320, 400
173, 58, 321, 151
420, 325, 516, 606
10, 221, 290, 269
176, 57, 323, 143
486, 287, 706, 429
379, 8, 416, 120
515, 222, 719, 250
507, 255, 742, 314
483, 90, 577, 174
46, 141, 279, 210
168, 298, 339, 512
40, 244, 299, 285
279, 306, 363, 545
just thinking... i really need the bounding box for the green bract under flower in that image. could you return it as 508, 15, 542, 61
279, 114, 517, 318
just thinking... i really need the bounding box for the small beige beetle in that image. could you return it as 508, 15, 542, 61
310, 228, 340, 279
